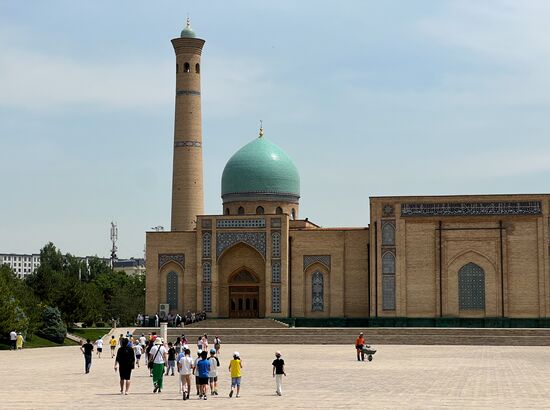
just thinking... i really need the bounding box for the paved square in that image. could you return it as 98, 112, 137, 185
1, 344, 550, 408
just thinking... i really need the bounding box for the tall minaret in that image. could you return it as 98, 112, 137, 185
170, 18, 205, 231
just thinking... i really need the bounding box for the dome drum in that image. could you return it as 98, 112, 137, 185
222, 192, 300, 204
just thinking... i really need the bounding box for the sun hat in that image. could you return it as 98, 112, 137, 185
154, 338, 162, 345
210, 348, 216, 354
275, 351, 281, 356
233, 351, 240, 357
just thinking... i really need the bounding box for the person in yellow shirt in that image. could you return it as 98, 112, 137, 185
228, 352, 242, 398
109, 335, 117, 358
16, 333, 24, 350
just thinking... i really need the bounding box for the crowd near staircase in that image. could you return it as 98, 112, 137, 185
137, 318, 550, 346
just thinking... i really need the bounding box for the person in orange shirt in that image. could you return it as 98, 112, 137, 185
355, 332, 366, 361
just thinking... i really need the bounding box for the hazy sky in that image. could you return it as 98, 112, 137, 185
1, 1, 549, 258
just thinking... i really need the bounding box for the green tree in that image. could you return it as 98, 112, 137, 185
0, 265, 30, 336
38, 306, 67, 343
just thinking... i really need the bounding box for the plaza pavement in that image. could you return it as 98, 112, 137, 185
1, 343, 550, 409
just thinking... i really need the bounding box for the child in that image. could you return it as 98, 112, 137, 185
214, 336, 221, 355
272, 351, 286, 396
208, 348, 220, 395
94, 337, 103, 358
109, 335, 117, 358
133, 342, 143, 368
177, 348, 194, 400
166, 342, 176, 376
228, 351, 242, 398
196, 350, 211, 400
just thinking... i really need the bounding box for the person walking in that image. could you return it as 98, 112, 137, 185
15, 332, 24, 350
114, 338, 135, 395
94, 337, 103, 358
109, 335, 117, 358
80, 339, 94, 374
208, 348, 220, 395
9, 330, 17, 350
196, 336, 202, 351
166, 342, 176, 376
195, 350, 211, 400
355, 332, 366, 361
133, 342, 143, 368
194, 350, 202, 396
272, 351, 286, 396
201, 334, 209, 351
228, 351, 242, 398
214, 336, 221, 355
145, 339, 154, 376
178, 348, 194, 400
148, 338, 167, 393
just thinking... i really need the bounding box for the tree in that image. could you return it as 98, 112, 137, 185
38, 306, 67, 343
0, 266, 30, 336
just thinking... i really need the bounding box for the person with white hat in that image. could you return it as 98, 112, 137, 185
228, 351, 243, 398
355, 332, 366, 361
148, 338, 167, 393
272, 351, 286, 396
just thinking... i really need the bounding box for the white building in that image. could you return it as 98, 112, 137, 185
0, 253, 41, 278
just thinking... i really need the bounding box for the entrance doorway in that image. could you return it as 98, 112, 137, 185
229, 286, 259, 318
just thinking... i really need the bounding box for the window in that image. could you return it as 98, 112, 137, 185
202, 262, 211, 282
225, 208, 230, 215
166, 271, 178, 310
203, 286, 211, 312
272, 286, 281, 313
256, 206, 264, 215
382, 252, 395, 274
176, 64, 179, 73
238, 206, 245, 215
382, 222, 395, 245
202, 232, 211, 258
312, 271, 324, 311
276, 206, 283, 215
272, 232, 281, 257
382, 252, 395, 310
184, 62, 190, 73
291, 209, 296, 220
195, 63, 200, 73
272, 261, 281, 283
459, 263, 485, 310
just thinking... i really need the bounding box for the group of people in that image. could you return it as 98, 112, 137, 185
8, 330, 24, 351
135, 311, 207, 327
79, 331, 286, 398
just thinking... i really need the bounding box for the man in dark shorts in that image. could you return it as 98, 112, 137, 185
195, 350, 211, 400
80, 339, 94, 373
114, 338, 135, 395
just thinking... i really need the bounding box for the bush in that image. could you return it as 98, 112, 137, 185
37, 306, 67, 343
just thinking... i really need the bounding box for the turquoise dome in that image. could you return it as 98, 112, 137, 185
180, 18, 196, 38
221, 136, 300, 200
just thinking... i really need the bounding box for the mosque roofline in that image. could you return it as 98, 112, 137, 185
369, 193, 550, 200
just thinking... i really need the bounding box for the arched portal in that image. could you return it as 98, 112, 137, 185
218, 242, 265, 318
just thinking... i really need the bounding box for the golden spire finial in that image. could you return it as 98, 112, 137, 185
259, 120, 264, 138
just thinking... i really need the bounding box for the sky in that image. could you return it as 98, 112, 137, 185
1, 0, 550, 258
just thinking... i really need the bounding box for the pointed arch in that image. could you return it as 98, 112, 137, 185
458, 262, 485, 311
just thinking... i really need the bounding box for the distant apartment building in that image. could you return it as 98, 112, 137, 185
0, 253, 41, 278
1, 253, 144, 278
113, 258, 146, 276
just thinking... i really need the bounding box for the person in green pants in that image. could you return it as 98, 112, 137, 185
148, 338, 167, 393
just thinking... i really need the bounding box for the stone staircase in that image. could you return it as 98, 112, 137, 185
136, 320, 550, 346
